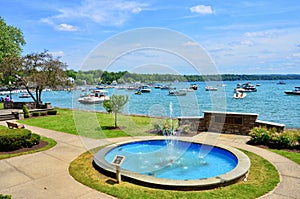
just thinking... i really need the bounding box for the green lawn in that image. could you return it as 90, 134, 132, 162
19, 109, 166, 139
269, 149, 300, 165
69, 148, 279, 199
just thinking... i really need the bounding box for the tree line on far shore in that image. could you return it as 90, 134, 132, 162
67, 69, 300, 85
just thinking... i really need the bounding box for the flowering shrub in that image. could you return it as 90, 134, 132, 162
249, 127, 299, 149
249, 127, 271, 145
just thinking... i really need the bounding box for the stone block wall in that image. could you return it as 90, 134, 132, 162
203, 111, 258, 135
178, 111, 285, 135
178, 117, 205, 132
4, 102, 51, 109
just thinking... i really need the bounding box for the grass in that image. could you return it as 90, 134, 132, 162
0, 125, 7, 130
0, 136, 57, 160
19, 109, 167, 139
69, 148, 279, 199
268, 149, 300, 165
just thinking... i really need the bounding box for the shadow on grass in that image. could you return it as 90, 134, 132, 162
100, 126, 126, 130
106, 179, 118, 185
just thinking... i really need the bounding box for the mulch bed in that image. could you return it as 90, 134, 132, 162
0, 141, 48, 154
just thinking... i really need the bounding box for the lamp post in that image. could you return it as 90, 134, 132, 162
8, 81, 12, 101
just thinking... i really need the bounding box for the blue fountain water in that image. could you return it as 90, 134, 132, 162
104, 140, 238, 180
99, 101, 238, 181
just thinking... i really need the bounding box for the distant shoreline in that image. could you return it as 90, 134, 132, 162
67, 69, 300, 85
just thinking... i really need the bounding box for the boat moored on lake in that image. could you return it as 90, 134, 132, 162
139, 85, 151, 93
189, 84, 198, 90
235, 82, 257, 92
284, 87, 300, 95
234, 92, 247, 99
205, 86, 218, 91
168, 90, 187, 96
78, 90, 109, 104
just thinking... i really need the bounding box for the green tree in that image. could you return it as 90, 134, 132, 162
0, 17, 26, 62
15, 50, 68, 106
102, 95, 129, 128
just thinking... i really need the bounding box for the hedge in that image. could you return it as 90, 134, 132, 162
47, 110, 57, 115
249, 127, 300, 149
0, 128, 40, 151
0, 194, 12, 199
23, 105, 29, 118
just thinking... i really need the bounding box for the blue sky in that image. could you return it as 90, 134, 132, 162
1, 0, 300, 74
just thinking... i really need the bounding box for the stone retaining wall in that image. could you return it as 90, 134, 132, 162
178, 111, 285, 135
4, 102, 51, 109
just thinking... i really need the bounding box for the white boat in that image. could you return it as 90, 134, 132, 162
234, 92, 247, 99
205, 86, 218, 91
284, 87, 300, 95
139, 85, 151, 93
189, 84, 198, 90
235, 82, 257, 92
179, 88, 194, 92
78, 90, 109, 104
168, 90, 187, 96
19, 93, 31, 98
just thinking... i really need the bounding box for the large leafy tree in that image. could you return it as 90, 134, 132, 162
0, 17, 25, 85
14, 50, 68, 106
0, 17, 26, 62
103, 95, 129, 128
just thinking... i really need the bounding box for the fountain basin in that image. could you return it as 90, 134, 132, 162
93, 137, 250, 190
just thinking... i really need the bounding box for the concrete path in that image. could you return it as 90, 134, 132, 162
0, 122, 299, 198
193, 133, 300, 199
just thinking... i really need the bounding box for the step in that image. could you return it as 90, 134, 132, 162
0, 114, 16, 121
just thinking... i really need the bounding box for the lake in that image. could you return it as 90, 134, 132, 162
11, 80, 300, 128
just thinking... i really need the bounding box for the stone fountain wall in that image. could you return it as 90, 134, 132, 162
178, 111, 285, 135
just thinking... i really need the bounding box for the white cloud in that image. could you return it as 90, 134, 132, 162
240, 40, 254, 46
190, 5, 213, 15
244, 30, 282, 38
42, 0, 148, 28
49, 51, 64, 57
131, 7, 142, 14
55, 23, 78, 31
292, 52, 300, 57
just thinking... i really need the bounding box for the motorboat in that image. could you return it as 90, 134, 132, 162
160, 85, 175, 90
234, 92, 247, 99
234, 82, 257, 92
78, 90, 109, 104
205, 86, 218, 91
168, 90, 187, 96
189, 84, 198, 90
234, 88, 246, 93
179, 88, 194, 92
154, 84, 162, 89
284, 87, 300, 95
277, 81, 286, 85
19, 93, 31, 98
139, 85, 151, 93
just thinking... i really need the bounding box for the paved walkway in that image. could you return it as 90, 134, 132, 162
0, 122, 299, 199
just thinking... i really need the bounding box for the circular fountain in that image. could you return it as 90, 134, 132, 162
93, 137, 250, 190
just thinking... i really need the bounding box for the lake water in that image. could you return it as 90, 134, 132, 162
11, 80, 300, 128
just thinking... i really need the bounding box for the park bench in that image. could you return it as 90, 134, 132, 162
6, 121, 25, 129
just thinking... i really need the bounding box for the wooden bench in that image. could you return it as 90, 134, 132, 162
6, 121, 25, 129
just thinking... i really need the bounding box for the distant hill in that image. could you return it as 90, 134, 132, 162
66, 69, 300, 84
